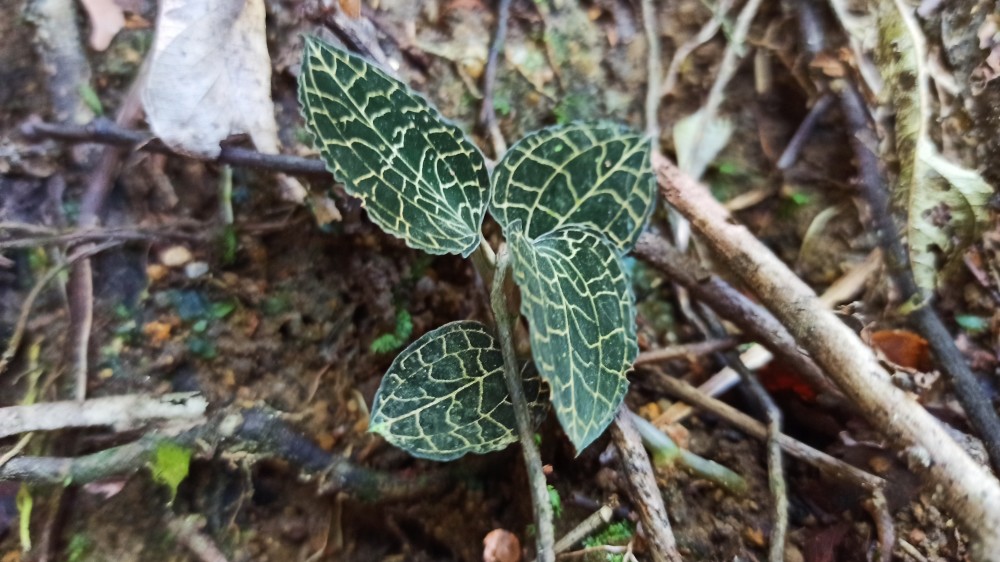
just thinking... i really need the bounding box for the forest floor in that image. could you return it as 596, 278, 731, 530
2, 0, 1000, 560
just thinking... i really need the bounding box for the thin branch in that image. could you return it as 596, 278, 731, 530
552, 505, 614, 555
660, 0, 734, 98
168, 516, 231, 562
0, 241, 121, 376
609, 407, 683, 562
0, 226, 204, 250
629, 411, 747, 495
67, 69, 146, 402
19, 119, 331, 177
775, 92, 834, 170
0, 408, 450, 503
479, 0, 513, 156
641, 0, 662, 139
634, 338, 739, 366
644, 368, 885, 492
863, 490, 895, 562
704, 313, 787, 562
0, 393, 207, 439
632, 232, 839, 401
654, 151, 1000, 558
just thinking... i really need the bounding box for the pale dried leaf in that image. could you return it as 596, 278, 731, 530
80, 0, 125, 51
673, 108, 733, 179
875, 0, 994, 291
143, 0, 279, 159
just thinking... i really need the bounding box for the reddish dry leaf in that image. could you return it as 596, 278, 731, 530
757, 360, 818, 402
869, 329, 932, 372
483, 529, 521, 562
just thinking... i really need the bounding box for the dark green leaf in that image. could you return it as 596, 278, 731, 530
370, 321, 546, 461
510, 225, 635, 451
299, 37, 490, 257
490, 122, 655, 252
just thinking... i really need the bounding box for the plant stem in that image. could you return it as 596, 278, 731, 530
629, 411, 747, 495
490, 249, 555, 562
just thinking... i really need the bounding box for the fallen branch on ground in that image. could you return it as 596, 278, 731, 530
610, 408, 683, 562
632, 232, 840, 402
645, 368, 884, 492
0, 393, 207, 439
629, 411, 747, 495
0, 408, 451, 503
655, 152, 1000, 559
19, 119, 330, 177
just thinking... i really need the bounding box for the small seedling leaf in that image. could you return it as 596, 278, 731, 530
370, 321, 547, 461
510, 225, 635, 452
299, 37, 490, 257
490, 122, 655, 252
150, 442, 192, 502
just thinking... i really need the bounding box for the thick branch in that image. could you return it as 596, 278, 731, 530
655, 152, 1000, 559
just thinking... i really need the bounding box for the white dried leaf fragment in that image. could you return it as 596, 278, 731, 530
143, 0, 279, 158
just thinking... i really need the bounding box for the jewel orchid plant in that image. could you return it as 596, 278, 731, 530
298, 36, 655, 559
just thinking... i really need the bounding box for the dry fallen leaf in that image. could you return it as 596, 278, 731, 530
144, 0, 278, 158
483, 529, 521, 562
80, 0, 125, 51
143, 0, 310, 204
339, 0, 361, 19
869, 329, 932, 372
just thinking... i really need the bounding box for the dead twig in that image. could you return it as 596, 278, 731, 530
67, 68, 146, 401
645, 368, 885, 492
609, 407, 683, 562
632, 233, 838, 401
0, 225, 204, 250
634, 338, 740, 366
19, 119, 330, 177
0, 241, 120, 377
654, 151, 1000, 559
479, 0, 512, 156
660, 0, 734, 98
775, 92, 834, 170
630, 411, 747, 495
168, 516, 230, 562
709, 325, 787, 562
641, 0, 662, 139
863, 490, 895, 562
0, 393, 207, 439
552, 505, 614, 555
0, 407, 451, 503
